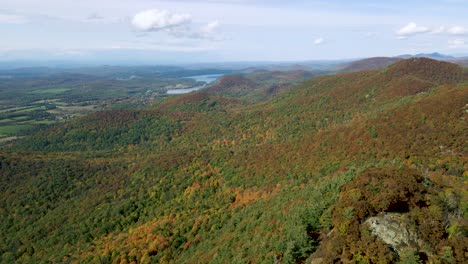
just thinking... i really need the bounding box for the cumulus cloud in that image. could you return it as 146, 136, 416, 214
396, 23, 468, 39
396, 22, 430, 39
314, 37, 324, 45
448, 39, 466, 48
131, 9, 192, 32
0, 14, 27, 24
130, 9, 224, 41
447, 26, 468, 35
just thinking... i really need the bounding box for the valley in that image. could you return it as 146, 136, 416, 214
0, 67, 235, 142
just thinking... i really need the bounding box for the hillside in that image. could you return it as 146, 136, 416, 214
204, 70, 318, 102
1, 58, 467, 263
452, 58, 468, 67
342, 57, 401, 72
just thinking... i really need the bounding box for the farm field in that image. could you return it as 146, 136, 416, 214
0, 66, 234, 141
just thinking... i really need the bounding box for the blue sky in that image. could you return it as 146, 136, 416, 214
1, 0, 468, 63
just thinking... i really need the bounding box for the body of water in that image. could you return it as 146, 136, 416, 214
185, 74, 224, 83
116, 75, 138, 81
167, 74, 224, 95
167, 86, 206, 95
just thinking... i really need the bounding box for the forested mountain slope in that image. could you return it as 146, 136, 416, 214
1, 58, 467, 263
341, 57, 402, 72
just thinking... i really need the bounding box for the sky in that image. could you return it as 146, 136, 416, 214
1, 0, 468, 63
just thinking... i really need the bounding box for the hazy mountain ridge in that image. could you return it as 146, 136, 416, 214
396, 52, 456, 60
341, 57, 402, 72
342, 53, 468, 72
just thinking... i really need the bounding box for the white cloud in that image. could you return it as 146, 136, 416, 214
396, 22, 431, 38
314, 37, 324, 45
447, 26, 468, 35
201, 20, 220, 35
191, 21, 223, 40
130, 9, 222, 41
448, 38, 466, 48
396, 23, 468, 39
131, 9, 192, 32
0, 14, 27, 24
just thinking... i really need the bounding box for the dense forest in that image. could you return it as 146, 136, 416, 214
0, 65, 317, 142
0, 58, 467, 263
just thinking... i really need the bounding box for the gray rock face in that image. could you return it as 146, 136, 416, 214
365, 213, 418, 255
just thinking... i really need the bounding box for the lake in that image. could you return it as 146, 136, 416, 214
167, 74, 224, 95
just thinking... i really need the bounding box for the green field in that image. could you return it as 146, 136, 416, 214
12, 116, 31, 121
0, 119, 14, 124
14, 106, 45, 113
0, 124, 33, 135
26, 120, 55, 125
30, 88, 71, 94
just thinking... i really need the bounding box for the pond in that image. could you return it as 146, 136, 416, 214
167, 74, 224, 94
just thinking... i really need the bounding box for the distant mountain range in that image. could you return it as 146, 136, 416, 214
340, 52, 468, 72
2, 53, 464, 81
396, 52, 456, 60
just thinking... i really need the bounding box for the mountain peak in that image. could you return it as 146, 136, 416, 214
206, 74, 253, 93
385, 57, 465, 84
343, 57, 401, 72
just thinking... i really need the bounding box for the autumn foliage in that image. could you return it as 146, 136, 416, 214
1, 59, 467, 263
